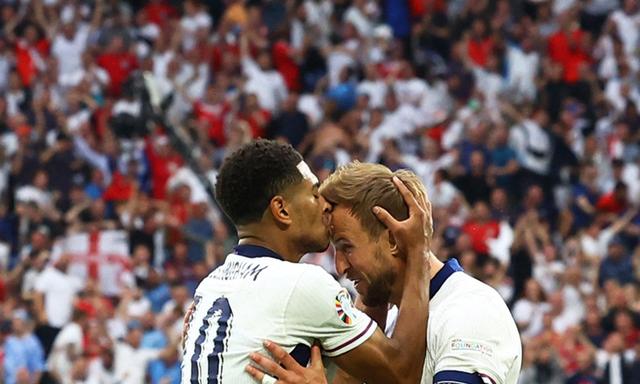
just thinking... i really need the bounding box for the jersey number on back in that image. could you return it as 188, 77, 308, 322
190, 296, 234, 383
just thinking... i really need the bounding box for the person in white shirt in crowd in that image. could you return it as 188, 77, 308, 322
15, 170, 55, 213
47, 308, 89, 383
505, 36, 540, 103
393, 61, 430, 107
595, 331, 635, 383
401, 138, 458, 195
240, 31, 287, 114
179, 0, 212, 51
58, 52, 110, 93
608, 0, 640, 56
604, 61, 640, 113
45, 0, 103, 81
580, 210, 638, 262
17, 249, 50, 301
343, 0, 377, 39
512, 278, 550, 341
114, 319, 170, 384
365, 90, 423, 163
33, 254, 84, 359
356, 64, 387, 109
502, 103, 553, 184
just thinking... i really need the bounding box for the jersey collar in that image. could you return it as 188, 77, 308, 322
430, 258, 463, 299
234, 244, 284, 261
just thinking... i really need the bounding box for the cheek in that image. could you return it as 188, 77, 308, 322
349, 250, 376, 277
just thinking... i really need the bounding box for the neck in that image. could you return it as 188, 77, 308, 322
427, 252, 445, 281
390, 252, 444, 306
237, 225, 303, 263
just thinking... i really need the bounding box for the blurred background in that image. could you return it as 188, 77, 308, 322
0, 0, 639, 383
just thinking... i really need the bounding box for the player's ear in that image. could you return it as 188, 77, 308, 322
269, 195, 292, 226
386, 230, 401, 259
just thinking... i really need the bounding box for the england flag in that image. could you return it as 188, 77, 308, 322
51, 230, 133, 296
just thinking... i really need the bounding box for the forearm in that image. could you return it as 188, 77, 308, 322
332, 368, 361, 384
385, 248, 429, 379
34, 294, 47, 324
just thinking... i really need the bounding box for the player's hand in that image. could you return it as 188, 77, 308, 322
182, 301, 196, 349
245, 340, 328, 384
372, 176, 432, 259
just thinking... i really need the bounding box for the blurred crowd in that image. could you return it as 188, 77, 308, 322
1, 0, 640, 383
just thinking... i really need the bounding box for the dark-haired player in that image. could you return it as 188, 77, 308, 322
181, 140, 431, 384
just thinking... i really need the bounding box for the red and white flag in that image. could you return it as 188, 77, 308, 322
51, 230, 133, 297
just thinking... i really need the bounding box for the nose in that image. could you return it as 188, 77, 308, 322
334, 248, 350, 276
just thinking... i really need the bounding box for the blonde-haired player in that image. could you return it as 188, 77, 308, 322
248, 162, 522, 384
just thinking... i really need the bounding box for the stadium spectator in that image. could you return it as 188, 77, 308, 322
3, 309, 45, 384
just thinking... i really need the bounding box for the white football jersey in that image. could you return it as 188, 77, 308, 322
181, 245, 375, 384
386, 259, 522, 384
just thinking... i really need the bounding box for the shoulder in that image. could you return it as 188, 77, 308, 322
27, 335, 43, 349
437, 274, 512, 329
283, 263, 346, 311
34, 268, 52, 284
288, 262, 341, 294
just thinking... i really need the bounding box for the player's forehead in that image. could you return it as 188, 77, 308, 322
290, 177, 318, 194
296, 160, 318, 185
330, 206, 366, 241
288, 161, 319, 193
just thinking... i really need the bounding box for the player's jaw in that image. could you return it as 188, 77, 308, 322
343, 248, 397, 307
347, 272, 366, 294
356, 264, 396, 307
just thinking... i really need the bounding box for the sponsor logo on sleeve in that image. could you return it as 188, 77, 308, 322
450, 339, 494, 357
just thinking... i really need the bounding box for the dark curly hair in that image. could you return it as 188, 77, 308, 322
215, 140, 304, 225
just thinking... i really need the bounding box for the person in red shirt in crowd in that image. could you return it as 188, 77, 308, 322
193, 83, 232, 146
210, 31, 241, 73
5, 21, 49, 87
614, 310, 640, 349
145, 135, 183, 200
553, 326, 593, 376
236, 93, 271, 138
164, 184, 192, 246
596, 181, 629, 215
462, 200, 500, 258
271, 29, 301, 92
143, 0, 179, 28
409, 0, 446, 19
547, 13, 592, 83
75, 279, 114, 320
167, 184, 191, 226
97, 35, 138, 97
466, 18, 494, 68
163, 241, 195, 285
102, 160, 139, 203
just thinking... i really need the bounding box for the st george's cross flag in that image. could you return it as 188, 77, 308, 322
51, 230, 133, 296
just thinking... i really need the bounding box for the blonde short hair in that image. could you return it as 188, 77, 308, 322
320, 162, 432, 240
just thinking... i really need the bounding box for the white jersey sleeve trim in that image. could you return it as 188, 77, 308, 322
322, 318, 376, 357
283, 266, 376, 358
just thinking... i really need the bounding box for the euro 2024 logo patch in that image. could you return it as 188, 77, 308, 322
335, 289, 357, 325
